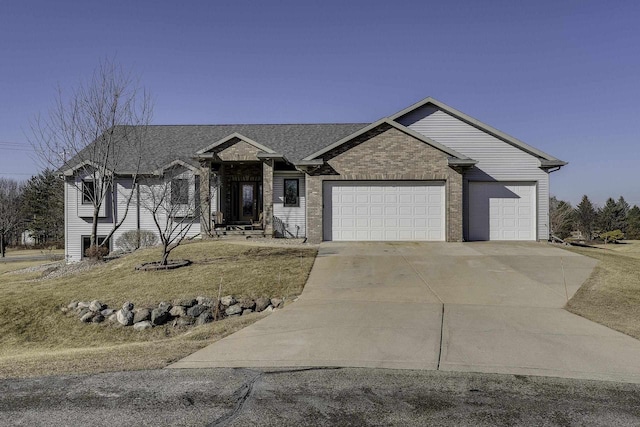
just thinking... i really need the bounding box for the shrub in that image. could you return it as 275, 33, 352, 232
115, 230, 159, 252
84, 245, 109, 260
600, 229, 624, 243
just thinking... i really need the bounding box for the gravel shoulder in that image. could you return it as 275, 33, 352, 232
2, 368, 640, 426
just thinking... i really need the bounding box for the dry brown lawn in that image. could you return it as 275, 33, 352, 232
3, 248, 64, 258
0, 240, 317, 378
565, 240, 640, 340
0, 260, 59, 276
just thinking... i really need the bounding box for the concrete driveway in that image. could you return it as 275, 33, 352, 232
170, 242, 640, 383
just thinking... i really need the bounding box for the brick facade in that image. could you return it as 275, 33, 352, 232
262, 159, 274, 236
305, 124, 463, 243
217, 139, 263, 161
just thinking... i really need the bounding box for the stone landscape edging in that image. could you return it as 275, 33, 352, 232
62, 295, 286, 330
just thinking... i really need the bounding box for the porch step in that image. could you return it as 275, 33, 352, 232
214, 224, 262, 232
214, 229, 267, 237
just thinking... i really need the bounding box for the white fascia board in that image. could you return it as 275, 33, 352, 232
154, 159, 201, 176
62, 160, 105, 177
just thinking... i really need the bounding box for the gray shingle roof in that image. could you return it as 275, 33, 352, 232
64, 123, 369, 174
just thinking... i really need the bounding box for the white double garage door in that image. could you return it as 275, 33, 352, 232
323, 181, 536, 241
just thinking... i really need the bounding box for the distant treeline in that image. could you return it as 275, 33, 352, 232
551, 195, 640, 241
0, 169, 64, 252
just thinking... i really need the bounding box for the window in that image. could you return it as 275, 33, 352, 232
171, 178, 189, 205
81, 235, 110, 258
82, 180, 95, 204
284, 179, 299, 207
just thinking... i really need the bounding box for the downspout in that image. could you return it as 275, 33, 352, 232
64, 177, 69, 262
136, 183, 141, 248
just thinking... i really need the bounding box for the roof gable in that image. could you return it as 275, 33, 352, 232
302, 118, 473, 164
154, 159, 201, 176
389, 97, 566, 166
195, 132, 276, 155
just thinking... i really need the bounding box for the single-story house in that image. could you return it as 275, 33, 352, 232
62, 96, 566, 262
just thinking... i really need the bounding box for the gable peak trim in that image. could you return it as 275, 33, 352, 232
195, 132, 276, 155
154, 159, 201, 176
303, 118, 471, 162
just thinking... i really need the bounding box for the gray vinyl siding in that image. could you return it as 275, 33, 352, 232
65, 177, 120, 262
397, 105, 550, 240
273, 172, 306, 238
138, 168, 201, 243
75, 171, 108, 218
110, 178, 139, 252
138, 173, 201, 242
64, 167, 201, 263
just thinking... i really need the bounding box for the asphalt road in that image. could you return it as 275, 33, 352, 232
2, 368, 640, 426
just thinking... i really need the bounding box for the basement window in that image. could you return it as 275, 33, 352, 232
81, 235, 110, 258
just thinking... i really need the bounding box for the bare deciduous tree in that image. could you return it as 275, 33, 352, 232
30, 59, 152, 255
0, 178, 24, 257
549, 196, 573, 240
139, 170, 207, 265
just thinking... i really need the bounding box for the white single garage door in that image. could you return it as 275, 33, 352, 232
323, 181, 445, 241
468, 182, 536, 241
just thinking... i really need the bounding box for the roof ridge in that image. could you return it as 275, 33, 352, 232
139, 122, 370, 127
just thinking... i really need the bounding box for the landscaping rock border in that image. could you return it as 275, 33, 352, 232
62, 295, 284, 330
134, 260, 192, 271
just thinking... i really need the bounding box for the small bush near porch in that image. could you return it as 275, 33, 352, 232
0, 240, 317, 379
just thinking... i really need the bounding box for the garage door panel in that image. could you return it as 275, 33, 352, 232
324, 181, 445, 241
428, 206, 441, 216
370, 218, 383, 227
415, 218, 427, 227
469, 182, 536, 241
385, 218, 398, 227
399, 194, 412, 204
398, 206, 412, 216
385, 206, 398, 215
414, 206, 427, 215
399, 218, 412, 227
355, 206, 368, 216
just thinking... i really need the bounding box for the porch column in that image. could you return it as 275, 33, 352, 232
199, 162, 212, 237
262, 159, 274, 236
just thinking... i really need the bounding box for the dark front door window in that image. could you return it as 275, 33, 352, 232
240, 182, 256, 221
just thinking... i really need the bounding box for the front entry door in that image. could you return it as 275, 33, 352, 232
239, 182, 257, 222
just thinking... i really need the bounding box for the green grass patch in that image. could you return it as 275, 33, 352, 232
565, 240, 640, 340
0, 240, 317, 378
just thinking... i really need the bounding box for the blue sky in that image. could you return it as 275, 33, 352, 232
1, 0, 639, 207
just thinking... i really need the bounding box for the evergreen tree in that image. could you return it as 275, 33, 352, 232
21, 170, 64, 245
574, 195, 597, 240
617, 196, 631, 234
598, 197, 621, 233
627, 206, 640, 240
